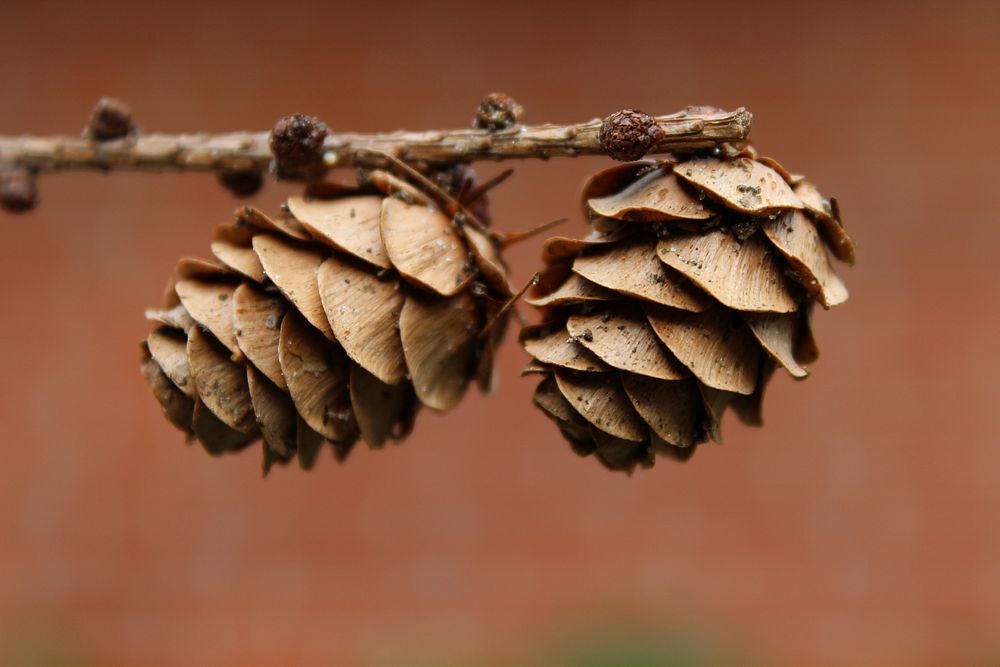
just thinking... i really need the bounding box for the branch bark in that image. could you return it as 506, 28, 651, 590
0, 108, 751, 175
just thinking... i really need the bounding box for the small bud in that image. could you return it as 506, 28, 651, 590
87, 97, 135, 141
270, 113, 328, 178
473, 93, 523, 131
0, 170, 38, 214
218, 169, 264, 198
598, 109, 665, 162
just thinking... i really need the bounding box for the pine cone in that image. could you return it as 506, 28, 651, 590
141, 170, 512, 473
521, 150, 853, 473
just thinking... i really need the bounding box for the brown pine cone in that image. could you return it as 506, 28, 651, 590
141, 170, 512, 474
521, 151, 853, 473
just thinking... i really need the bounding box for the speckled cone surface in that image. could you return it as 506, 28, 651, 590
141, 170, 511, 473
521, 150, 854, 473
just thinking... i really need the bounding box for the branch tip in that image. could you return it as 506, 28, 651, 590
0, 169, 38, 214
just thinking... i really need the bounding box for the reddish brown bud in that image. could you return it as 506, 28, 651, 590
473, 93, 523, 131
270, 113, 328, 176
598, 109, 664, 162
87, 97, 135, 141
0, 170, 38, 214
218, 169, 264, 198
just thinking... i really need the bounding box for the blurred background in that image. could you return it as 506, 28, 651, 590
1, 1, 998, 665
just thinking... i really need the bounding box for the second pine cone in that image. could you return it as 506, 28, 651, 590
141, 169, 511, 473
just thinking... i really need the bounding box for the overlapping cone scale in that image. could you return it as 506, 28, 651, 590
522, 153, 853, 473
142, 170, 512, 473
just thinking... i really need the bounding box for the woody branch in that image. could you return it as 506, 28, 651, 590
0, 95, 751, 212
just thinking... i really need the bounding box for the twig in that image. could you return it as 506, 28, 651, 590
0, 108, 751, 175
479, 273, 539, 341
360, 148, 492, 235
497, 218, 567, 248
463, 168, 514, 206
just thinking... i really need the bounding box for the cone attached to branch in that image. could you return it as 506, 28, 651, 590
521, 150, 853, 473
142, 167, 513, 473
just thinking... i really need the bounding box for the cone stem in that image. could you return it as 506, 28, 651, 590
0, 108, 750, 175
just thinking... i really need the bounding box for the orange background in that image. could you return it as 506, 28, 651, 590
1, 1, 998, 665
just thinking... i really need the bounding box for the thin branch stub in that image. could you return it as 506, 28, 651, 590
0, 169, 37, 213
218, 169, 264, 197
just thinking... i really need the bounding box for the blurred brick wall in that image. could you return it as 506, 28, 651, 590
1, 1, 998, 665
